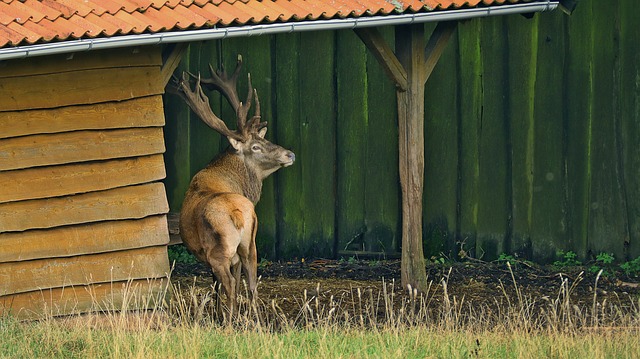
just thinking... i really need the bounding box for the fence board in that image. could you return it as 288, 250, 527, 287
0, 246, 169, 296
506, 15, 537, 257
0, 183, 168, 232
336, 31, 368, 255
364, 26, 400, 255
0, 96, 165, 139
455, 20, 482, 258
588, 0, 629, 258
619, 1, 640, 260
476, 17, 509, 259
0, 154, 166, 204
423, 23, 459, 258
0, 67, 163, 112
0, 127, 165, 171
0, 216, 169, 263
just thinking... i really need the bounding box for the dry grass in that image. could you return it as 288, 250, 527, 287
1, 266, 639, 358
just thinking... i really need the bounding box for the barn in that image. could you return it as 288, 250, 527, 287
0, 0, 561, 319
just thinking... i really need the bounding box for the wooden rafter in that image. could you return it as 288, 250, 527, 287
354, 27, 408, 91
160, 43, 188, 87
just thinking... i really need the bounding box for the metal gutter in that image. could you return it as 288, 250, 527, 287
0, 1, 558, 61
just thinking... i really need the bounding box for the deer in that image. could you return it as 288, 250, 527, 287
173, 55, 295, 316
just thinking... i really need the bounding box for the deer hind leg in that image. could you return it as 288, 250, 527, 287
237, 211, 258, 300
208, 256, 237, 317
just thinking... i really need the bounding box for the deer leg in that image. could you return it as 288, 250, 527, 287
238, 214, 258, 300
207, 252, 237, 318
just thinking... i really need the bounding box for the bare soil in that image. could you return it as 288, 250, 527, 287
170, 259, 640, 323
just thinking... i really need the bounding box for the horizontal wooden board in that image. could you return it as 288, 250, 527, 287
0, 246, 169, 296
0, 182, 169, 232
0, 96, 165, 139
0, 216, 169, 263
0, 154, 166, 204
0, 278, 168, 320
0, 127, 165, 171
0, 66, 164, 112
0, 46, 162, 79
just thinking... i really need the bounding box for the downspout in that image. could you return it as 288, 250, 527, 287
0, 1, 558, 61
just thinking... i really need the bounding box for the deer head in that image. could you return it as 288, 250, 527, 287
175, 55, 295, 181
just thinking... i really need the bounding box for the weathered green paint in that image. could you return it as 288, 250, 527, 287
364, 26, 400, 255
619, 0, 640, 260
336, 31, 368, 255
506, 14, 537, 258
455, 19, 482, 258
423, 23, 459, 258
475, 17, 509, 260
163, 8, 640, 263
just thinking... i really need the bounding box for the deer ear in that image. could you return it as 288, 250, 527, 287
228, 137, 242, 151
257, 127, 267, 139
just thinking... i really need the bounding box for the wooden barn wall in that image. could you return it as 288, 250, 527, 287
163, 3, 640, 263
0, 47, 170, 319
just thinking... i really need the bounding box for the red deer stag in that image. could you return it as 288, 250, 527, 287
174, 55, 295, 315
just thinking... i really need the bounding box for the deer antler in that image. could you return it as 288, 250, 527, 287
199, 55, 255, 136
175, 72, 244, 141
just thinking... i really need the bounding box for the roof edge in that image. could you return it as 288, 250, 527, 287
0, 1, 558, 61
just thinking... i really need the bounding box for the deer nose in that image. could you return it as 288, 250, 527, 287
287, 151, 296, 163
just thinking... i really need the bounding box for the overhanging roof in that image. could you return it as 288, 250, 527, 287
0, 0, 558, 61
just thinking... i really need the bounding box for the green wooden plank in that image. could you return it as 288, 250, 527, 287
505, 15, 538, 259
619, 0, 640, 260
564, 5, 594, 260
530, 12, 568, 262
162, 49, 192, 213
476, 17, 509, 260
336, 30, 368, 257
297, 31, 336, 258
363, 26, 400, 255
188, 41, 223, 178
587, 0, 629, 260
423, 23, 459, 259
455, 19, 481, 259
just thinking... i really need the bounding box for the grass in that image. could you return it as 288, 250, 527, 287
1, 266, 639, 358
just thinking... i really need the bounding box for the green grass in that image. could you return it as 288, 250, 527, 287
2, 265, 639, 359
1, 318, 639, 359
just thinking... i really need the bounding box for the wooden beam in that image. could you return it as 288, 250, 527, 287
355, 27, 408, 91
395, 24, 429, 293
422, 21, 458, 85
161, 43, 188, 87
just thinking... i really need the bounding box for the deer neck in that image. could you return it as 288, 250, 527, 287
212, 149, 262, 204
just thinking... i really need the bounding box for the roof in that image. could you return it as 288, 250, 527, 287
0, 0, 553, 49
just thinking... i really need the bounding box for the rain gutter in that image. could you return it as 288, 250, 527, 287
0, 1, 558, 61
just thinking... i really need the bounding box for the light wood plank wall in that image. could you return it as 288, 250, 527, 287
0, 46, 170, 319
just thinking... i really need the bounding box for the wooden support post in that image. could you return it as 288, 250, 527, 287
161, 43, 188, 87
355, 22, 457, 293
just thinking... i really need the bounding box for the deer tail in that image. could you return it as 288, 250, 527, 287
230, 209, 244, 230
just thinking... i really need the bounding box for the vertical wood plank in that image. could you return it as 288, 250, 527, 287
506, 15, 538, 258
364, 26, 400, 255
336, 30, 368, 256
456, 19, 482, 259
619, 0, 640, 260
274, 32, 304, 259
423, 22, 459, 258
565, 5, 594, 260
530, 12, 568, 261
588, 0, 629, 259
476, 17, 509, 260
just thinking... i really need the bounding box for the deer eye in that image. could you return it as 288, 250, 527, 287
251, 145, 262, 152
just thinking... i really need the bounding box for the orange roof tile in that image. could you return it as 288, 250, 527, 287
0, 0, 545, 48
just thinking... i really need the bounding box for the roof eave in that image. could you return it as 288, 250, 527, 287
0, 1, 559, 61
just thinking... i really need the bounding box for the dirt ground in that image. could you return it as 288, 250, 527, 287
170, 258, 640, 324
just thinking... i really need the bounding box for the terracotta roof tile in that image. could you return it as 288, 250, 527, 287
0, 0, 546, 48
